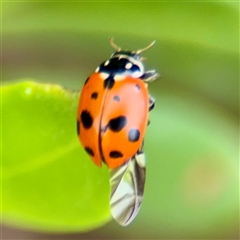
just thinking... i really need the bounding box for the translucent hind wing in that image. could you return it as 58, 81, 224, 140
109, 150, 146, 226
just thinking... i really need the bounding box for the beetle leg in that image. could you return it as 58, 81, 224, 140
147, 95, 155, 126
149, 95, 155, 112
141, 70, 159, 82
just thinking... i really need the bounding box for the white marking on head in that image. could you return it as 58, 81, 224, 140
95, 67, 100, 72
104, 60, 110, 66
111, 55, 145, 76
100, 72, 110, 80
114, 75, 126, 81
132, 71, 142, 78
25, 87, 32, 95
125, 62, 132, 69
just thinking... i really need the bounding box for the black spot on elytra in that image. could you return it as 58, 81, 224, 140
135, 84, 140, 91
128, 128, 140, 142
91, 92, 98, 99
80, 110, 93, 129
108, 116, 127, 132
109, 151, 123, 158
77, 120, 80, 135
113, 95, 120, 102
85, 147, 94, 157
84, 77, 90, 85
104, 76, 115, 89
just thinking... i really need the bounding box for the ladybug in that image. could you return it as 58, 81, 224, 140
77, 38, 159, 226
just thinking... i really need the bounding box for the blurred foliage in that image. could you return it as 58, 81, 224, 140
1, 1, 239, 239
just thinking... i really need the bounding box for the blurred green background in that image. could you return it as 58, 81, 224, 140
2, 1, 239, 239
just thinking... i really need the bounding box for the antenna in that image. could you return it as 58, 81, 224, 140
135, 40, 156, 54
109, 37, 156, 54
109, 37, 121, 51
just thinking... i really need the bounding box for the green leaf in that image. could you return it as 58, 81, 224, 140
1, 81, 111, 232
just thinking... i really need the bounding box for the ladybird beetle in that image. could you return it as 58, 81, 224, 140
77, 38, 159, 225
